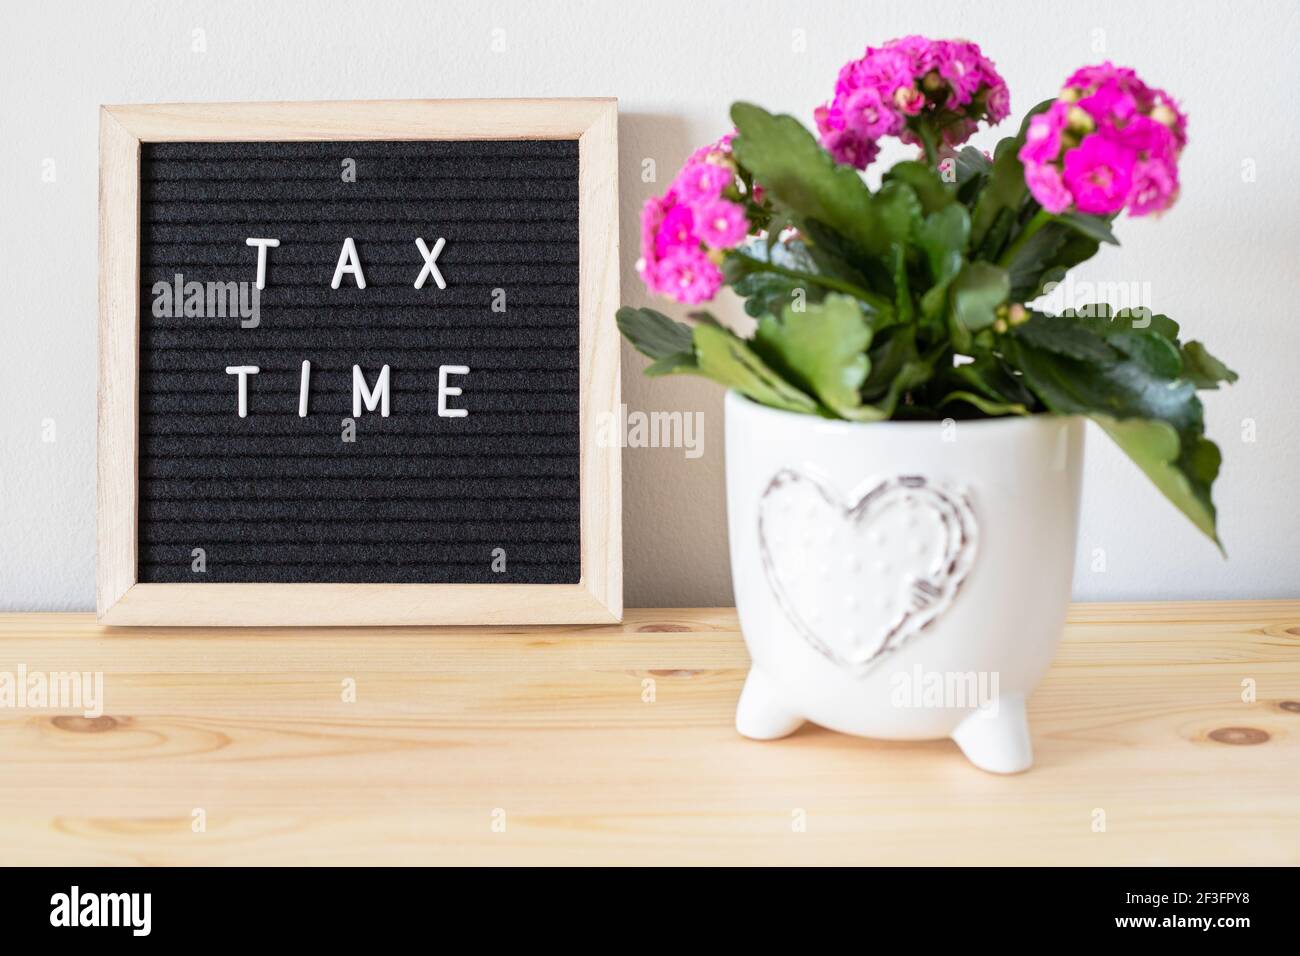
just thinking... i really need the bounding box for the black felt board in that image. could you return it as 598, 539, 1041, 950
137, 140, 581, 584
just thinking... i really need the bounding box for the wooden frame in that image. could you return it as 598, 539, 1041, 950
98, 99, 621, 626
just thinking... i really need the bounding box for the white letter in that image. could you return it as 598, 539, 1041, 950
50, 893, 70, 927
332, 237, 366, 289
225, 365, 259, 418
298, 360, 311, 417
352, 364, 390, 417
244, 238, 280, 290
414, 237, 447, 290
438, 365, 469, 418
133, 894, 151, 937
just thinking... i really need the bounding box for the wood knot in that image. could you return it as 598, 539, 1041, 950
51, 715, 118, 734
637, 623, 689, 632
1207, 726, 1269, 746
1279, 701, 1300, 714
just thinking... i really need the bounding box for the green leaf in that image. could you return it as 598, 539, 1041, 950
870, 361, 933, 419
692, 322, 818, 414
1004, 222, 1100, 301
948, 261, 1009, 349
952, 146, 992, 191
1063, 309, 1193, 382
644, 351, 698, 376
1181, 341, 1239, 389
730, 102, 918, 258
970, 100, 1054, 257
889, 243, 914, 326
937, 390, 1029, 417
1107, 329, 1184, 379
729, 269, 817, 319
1012, 313, 1117, 363
858, 325, 937, 417
1092, 416, 1222, 549
883, 160, 955, 215
1063, 305, 1181, 341
1003, 327, 1223, 546
948, 353, 1038, 410
615, 307, 693, 360
970, 140, 1027, 256
797, 219, 896, 313
915, 204, 970, 289
874, 180, 924, 250
1005, 330, 1198, 427
1137, 312, 1181, 339
1054, 211, 1119, 245
915, 204, 970, 326
753, 293, 873, 419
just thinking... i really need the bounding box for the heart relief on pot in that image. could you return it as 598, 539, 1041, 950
758, 470, 977, 673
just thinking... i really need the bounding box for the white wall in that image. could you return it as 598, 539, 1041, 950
2, 0, 1297, 609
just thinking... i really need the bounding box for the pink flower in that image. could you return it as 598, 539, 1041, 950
640, 193, 674, 260
1127, 156, 1179, 216
1105, 114, 1176, 161
1062, 135, 1135, 215
842, 86, 903, 139
1019, 101, 1068, 165
984, 82, 1011, 123
822, 128, 880, 169
695, 199, 748, 250
816, 35, 1009, 170
685, 131, 736, 166
1149, 89, 1188, 149
636, 133, 759, 303
1024, 161, 1073, 213
654, 204, 698, 257
1078, 80, 1138, 128
673, 161, 732, 204
1063, 62, 1149, 100
936, 42, 984, 107
656, 250, 723, 305
814, 102, 844, 135
894, 86, 927, 116
1025, 63, 1187, 218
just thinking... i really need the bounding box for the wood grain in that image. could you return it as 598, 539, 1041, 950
576, 100, 622, 621
96, 108, 141, 616
1, 603, 1296, 865
102, 98, 618, 142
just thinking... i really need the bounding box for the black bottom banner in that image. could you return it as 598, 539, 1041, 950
0, 866, 1286, 942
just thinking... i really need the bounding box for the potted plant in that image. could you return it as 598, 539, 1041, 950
617, 37, 1236, 772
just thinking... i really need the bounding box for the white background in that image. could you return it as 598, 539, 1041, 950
2, 0, 1297, 609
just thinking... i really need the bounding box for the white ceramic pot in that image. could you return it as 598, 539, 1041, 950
724, 390, 1084, 773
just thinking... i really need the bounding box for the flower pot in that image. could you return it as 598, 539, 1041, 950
724, 390, 1084, 773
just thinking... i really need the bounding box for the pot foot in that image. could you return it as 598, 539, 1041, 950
950, 693, 1033, 774
736, 667, 805, 740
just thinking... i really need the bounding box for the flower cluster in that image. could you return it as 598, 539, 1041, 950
814, 36, 1010, 169
636, 134, 755, 304
1019, 62, 1187, 217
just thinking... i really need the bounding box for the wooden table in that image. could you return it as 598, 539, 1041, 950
1, 603, 1297, 865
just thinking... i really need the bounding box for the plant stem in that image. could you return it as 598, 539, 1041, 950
997, 207, 1053, 267
917, 122, 940, 169
729, 251, 893, 313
